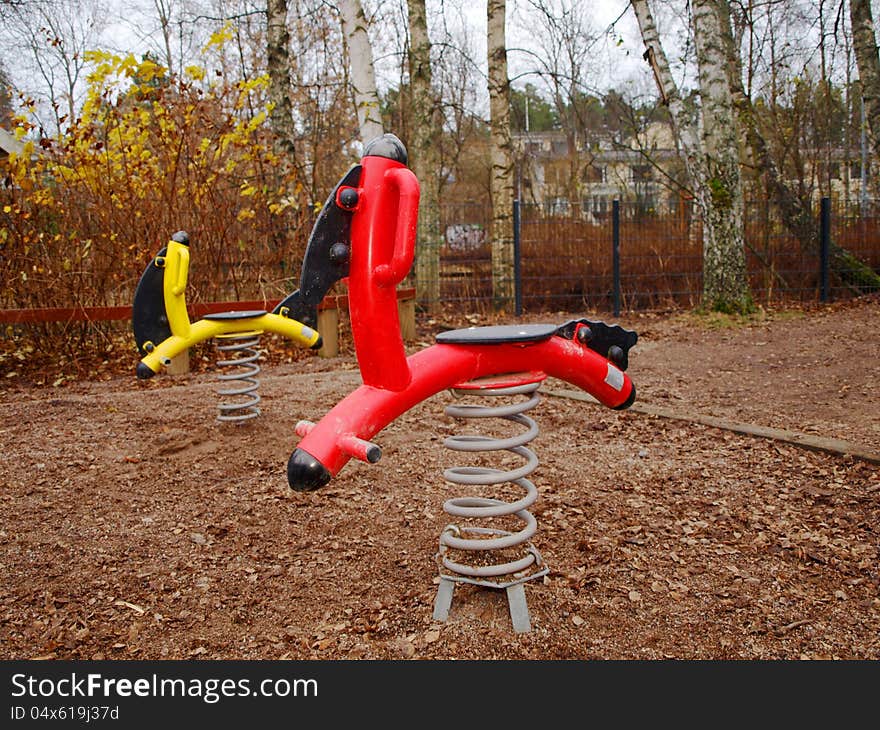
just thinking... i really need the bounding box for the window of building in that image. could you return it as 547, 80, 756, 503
631, 164, 652, 181
545, 197, 570, 215
851, 160, 870, 181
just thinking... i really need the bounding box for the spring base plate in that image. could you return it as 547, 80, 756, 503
432, 564, 549, 634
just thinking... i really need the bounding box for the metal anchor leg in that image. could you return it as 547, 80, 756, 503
432, 578, 456, 622
506, 583, 531, 634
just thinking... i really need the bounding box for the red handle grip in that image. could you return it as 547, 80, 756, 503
373, 166, 419, 287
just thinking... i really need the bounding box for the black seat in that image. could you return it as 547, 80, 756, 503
202, 310, 267, 321
435, 323, 557, 345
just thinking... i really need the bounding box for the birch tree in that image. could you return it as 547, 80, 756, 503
488, 0, 515, 310
692, 0, 750, 312
339, 0, 382, 144
850, 0, 880, 164
632, 0, 750, 312
406, 0, 442, 311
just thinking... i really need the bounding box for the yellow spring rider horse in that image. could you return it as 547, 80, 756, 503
131, 231, 322, 379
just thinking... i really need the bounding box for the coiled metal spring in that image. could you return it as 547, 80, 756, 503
215, 332, 262, 422
433, 374, 549, 633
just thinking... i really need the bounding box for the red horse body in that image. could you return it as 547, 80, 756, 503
286, 134, 637, 490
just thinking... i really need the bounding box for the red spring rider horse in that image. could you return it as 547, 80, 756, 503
283, 134, 638, 490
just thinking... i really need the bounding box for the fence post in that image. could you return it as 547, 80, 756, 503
820, 196, 831, 302
612, 199, 621, 318
513, 199, 522, 316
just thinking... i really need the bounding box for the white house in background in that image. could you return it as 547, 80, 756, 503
0, 127, 24, 159
513, 124, 682, 220
513, 123, 872, 218
1, 127, 26, 187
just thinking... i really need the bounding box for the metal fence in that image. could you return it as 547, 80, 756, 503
4, 194, 877, 320
424, 196, 880, 315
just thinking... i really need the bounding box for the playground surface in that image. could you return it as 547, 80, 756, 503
1, 295, 878, 660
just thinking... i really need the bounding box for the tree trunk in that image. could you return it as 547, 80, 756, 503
487, 0, 516, 311
339, 0, 383, 144
406, 0, 442, 312
849, 0, 880, 296
692, 0, 751, 312
266, 0, 299, 177
633, 0, 738, 307
850, 0, 880, 165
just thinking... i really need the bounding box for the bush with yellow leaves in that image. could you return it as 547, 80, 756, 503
0, 49, 312, 376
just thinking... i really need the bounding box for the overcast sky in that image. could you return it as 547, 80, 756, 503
94, 0, 655, 99
1, 0, 697, 129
